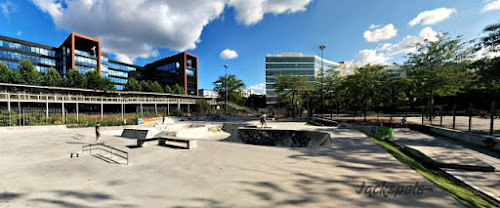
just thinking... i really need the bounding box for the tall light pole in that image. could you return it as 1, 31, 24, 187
224, 64, 229, 114
319, 45, 325, 118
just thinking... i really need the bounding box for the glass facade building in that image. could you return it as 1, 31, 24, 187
0, 33, 196, 94
265, 53, 342, 106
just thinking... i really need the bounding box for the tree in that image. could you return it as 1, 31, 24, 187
41, 67, 62, 87
0, 62, 12, 83
405, 34, 478, 121
149, 81, 164, 93
140, 80, 151, 92
340, 65, 389, 121
213, 74, 246, 102
85, 70, 115, 91
273, 74, 309, 119
18, 60, 40, 85
165, 85, 173, 94
173, 83, 185, 94
480, 21, 500, 53
64, 69, 87, 88
124, 78, 142, 91
194, 99, 211, 116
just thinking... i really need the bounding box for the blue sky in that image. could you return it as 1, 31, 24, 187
0, 0, 499, 93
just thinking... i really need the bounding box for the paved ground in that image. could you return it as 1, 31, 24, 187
0, 121, 462, 207
391, 128, 500, 203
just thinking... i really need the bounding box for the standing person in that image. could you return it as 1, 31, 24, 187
162, 117, 165, 124
259, 112, 267, 128
123, 117, 127, 128
401, 116, 407, 126
95, 122, 101, 142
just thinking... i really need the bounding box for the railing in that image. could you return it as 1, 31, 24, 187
82, 143, 129, 165
0, 92, 217, 105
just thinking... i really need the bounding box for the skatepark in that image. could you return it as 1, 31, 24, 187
0, 117, 470, 208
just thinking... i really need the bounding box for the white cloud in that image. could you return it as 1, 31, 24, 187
16, 31, 21, 36
369, 24, 381, 29
381, 27, 441, 56
0, 0, 13, 20
474, 48, 500, 60
482, 0, 500, 12
354, 27, 442, 66
363, 24, 397, 42
228, 0, 313, 25
353, 49, 391, 66
220, 49, 239, 60
30, 0, 313, 63
409, 8, 456, 26
248, 83, 265, 94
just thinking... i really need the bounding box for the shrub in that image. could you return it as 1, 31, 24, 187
169, 108, 185, 117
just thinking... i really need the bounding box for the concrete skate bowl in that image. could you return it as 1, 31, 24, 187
222, 128, 332, 148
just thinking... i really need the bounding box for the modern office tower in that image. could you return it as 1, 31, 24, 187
265, 53, 339, 106
382, 66, 407, 79
134, 52, 198, 96
0, 33, 199, 93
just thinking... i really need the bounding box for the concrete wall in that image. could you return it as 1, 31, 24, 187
224, 128, 331, 148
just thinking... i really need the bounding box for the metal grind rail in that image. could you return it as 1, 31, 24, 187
82, 143, 129, 165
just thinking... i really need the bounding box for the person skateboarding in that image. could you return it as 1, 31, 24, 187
95, 122, 101, 142
259, 112, 268, 128
123, 118, 127, 128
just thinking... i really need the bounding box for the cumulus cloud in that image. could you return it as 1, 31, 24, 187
354, 27, 442, 66
0, 0, 13, 20
482, 0, 500, 12
229, 0, 313, 25
409, 8, 456, 26
220, 49, 239, 59
381, 27, 441, 56
248, 83, 265, 94
353, 49, 391, 66
31, 0, 313, 63
363, 24, 397, 42
369, 24, 381, 29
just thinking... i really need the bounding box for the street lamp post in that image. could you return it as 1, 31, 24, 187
319, 45, 326, 118
224, 64, 228, 114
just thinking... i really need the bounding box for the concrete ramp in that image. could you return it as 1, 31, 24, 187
121, 128, 162, 139
223, 128, 331, 148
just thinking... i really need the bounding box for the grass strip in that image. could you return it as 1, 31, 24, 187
367, 135, 496, 208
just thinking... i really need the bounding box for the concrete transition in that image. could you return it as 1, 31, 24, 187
223, 128, 332, 148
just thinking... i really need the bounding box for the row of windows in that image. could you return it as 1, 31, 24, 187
75, 65, 95, 74
101, 72, 108, 78
157, 62, 179, 73
266, 64, 315, 69
266, 57, 315, 63
75, 55, 97, 67
0, 60, 52, 73
101, 65, 108, 72
0, 50, 56, 66
74, 49, 97, 57
109, 62, 136, 72
187, 69, 195, 76
108, 69, 128, 78
0, 40, 56, 57
114, 85, 124, 90
265, 70, 314, 76
101, 56, 109, 64
109, 77, 128, 84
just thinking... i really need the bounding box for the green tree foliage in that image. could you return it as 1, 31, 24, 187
340, 65, 390, 119
140, 80, 151, 92
64, 69, 87, 88
18, 60, 40, 85
85, 70, 115, 91
194, 99, 211, 116
0, 62, 12, 83
9, 70, 23, 84
124, 78, 142, 91
273, 74, 309, 119
149, 81, 164, 93
165, 85, 173, 94
213, 74, 246, 102
41, 67, 62, 87
173, 83, 185, 94
480, 21, 500, 53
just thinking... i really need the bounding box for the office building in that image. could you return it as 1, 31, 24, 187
382, 66, 407, 79
0, 33, 198, 94
265, 53, 341, 106
134, 52, 198, 96
338, 61, 355, 77
199, 89, 219, 99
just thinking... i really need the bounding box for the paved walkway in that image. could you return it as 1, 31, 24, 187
391, 128, 500, 203
0, 122, 462, 207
